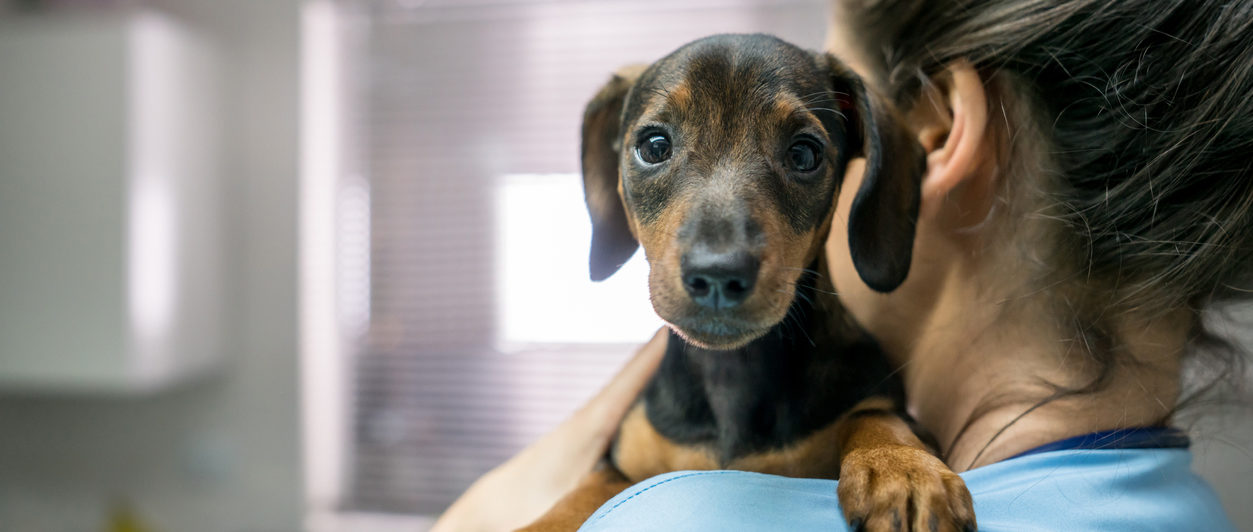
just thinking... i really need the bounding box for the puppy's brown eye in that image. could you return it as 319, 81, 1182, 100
637, 133, 671, 165
787, 140, 822, 173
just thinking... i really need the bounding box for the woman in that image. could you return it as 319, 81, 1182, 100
435, 0, 1250, 529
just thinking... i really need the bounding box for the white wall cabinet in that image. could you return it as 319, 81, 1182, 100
0, 11, 222, 393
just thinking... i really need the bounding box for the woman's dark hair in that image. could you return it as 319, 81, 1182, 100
834, 0, 1253, 457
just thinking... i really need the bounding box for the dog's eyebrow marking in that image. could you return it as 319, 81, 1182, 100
666, 81, 693, 109
637, 80, 693, 117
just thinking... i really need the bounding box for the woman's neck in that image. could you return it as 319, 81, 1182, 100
898, 268, 1188, 472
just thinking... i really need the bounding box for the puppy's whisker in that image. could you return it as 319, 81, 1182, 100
802, 286, 841, 297
794, 282, 840, 297
797, 89, 834, 103
782, 298, 817, 348
780, 266, 824, 276
789, 275, 840, 297
643, 85, 672, 99
807, 107, 847, 119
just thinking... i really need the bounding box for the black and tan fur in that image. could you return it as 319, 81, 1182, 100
522, 34, 975, 532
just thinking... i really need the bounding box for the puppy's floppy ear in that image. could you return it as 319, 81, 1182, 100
829, 56, 925, 292
582, 65, 645, 281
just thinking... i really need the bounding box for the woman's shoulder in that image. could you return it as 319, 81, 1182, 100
965, 448, 1232, 531
578, 448, 1234, 531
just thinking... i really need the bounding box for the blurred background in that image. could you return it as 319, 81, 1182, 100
0, 0, 1248, 531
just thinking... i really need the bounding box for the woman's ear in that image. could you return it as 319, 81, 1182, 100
828, 56, 926, 293
582, 66, 645, 281
916, 61, 991, 219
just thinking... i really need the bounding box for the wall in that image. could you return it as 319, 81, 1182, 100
1190, 305, 1253, 529
0, 1, 304, 530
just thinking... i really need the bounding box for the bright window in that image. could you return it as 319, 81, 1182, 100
494, 173, 660, 346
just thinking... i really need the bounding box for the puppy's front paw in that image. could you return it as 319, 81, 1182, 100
837, 445, 975, 532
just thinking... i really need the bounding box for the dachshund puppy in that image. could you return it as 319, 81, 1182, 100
522, 34, 974, 532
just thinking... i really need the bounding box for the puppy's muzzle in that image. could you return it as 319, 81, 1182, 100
676, 204, 764, 312
681, 246, 760, 310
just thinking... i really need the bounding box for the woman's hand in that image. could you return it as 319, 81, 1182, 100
430, 329, 668, 532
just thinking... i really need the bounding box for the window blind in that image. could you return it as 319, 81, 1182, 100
341, 0, 829, 515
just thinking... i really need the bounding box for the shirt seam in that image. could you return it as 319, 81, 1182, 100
585, 471, 740, 527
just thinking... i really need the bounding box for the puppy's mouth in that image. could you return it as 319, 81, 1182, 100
667, 317, 771, 350
663, 306, 787, 351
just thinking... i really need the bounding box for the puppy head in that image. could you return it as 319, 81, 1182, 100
582, 34, 923, 350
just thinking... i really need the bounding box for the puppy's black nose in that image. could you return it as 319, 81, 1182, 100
681, 249, 760, 309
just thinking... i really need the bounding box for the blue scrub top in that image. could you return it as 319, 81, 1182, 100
579, 431, 1234, 531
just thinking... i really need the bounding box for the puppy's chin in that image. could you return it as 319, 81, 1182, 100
665, 320, 772, 351
666, 322, 761, 352
654, 292, 796, 351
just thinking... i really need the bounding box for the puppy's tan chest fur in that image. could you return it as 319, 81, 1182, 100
612, 403, 845, 482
